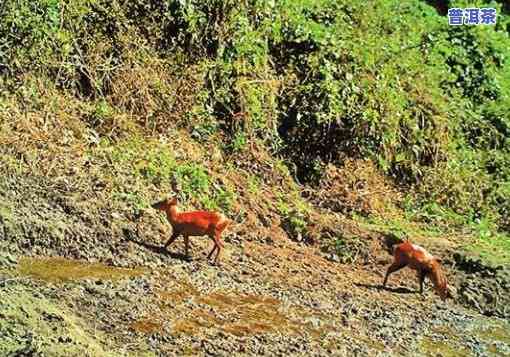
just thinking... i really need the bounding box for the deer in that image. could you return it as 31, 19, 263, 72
151, 192, 232, 265
382, 241, 449, 300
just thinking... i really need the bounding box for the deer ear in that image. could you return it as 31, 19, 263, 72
171, 178, 181, 193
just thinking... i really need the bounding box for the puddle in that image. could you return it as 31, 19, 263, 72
475, 323, 510, 345
195, 292, 280, 311
473, 321, 510, 356
177, 290, 301, 337
419, 320, 510, 357
17, 256, 146, 282
173, 318, 210, 335
131, 283, 340, 342
324, 332, 386, 353
130, 320, 163, 334
419, 336, 471, 357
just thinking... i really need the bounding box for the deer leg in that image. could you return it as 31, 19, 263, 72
418, 270, 426, 294
164, 231, 179, 249
213, 234, 224, 265
207, 240, 217, 260
184, 235, 190, 258
383, 262, 407, 288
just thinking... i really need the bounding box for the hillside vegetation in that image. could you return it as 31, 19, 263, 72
1, 0, 510, 244
1, 0, 510, 355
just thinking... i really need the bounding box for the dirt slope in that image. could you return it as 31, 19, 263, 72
1, 174, 510, 356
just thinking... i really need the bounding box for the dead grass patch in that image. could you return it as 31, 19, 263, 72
313, 160, 403, 218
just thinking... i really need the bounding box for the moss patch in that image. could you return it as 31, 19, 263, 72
0, 285, 120, 356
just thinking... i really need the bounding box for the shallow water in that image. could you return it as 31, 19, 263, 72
17, 256, 146, 282
132, 285, 337, 341
419, 319, 510, 356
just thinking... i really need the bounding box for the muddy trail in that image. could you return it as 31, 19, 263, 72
1, 175, 510, 356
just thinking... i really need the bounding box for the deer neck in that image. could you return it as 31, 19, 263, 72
167, 205, 180, 223
429, 264, 447, 297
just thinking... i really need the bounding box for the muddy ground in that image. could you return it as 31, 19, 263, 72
1, 174, 510, 356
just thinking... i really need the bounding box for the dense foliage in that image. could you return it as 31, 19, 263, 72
1, 0, 509, 232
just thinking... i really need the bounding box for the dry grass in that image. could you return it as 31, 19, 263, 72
313, 159, 403, 218
108, 54, 201, 134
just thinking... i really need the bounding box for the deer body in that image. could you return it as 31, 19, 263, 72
152, 197, 231, 265
383, 241, 449, 300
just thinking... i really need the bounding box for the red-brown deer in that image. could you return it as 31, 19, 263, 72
383, 241, 449, 300
151, 196, 231, 265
